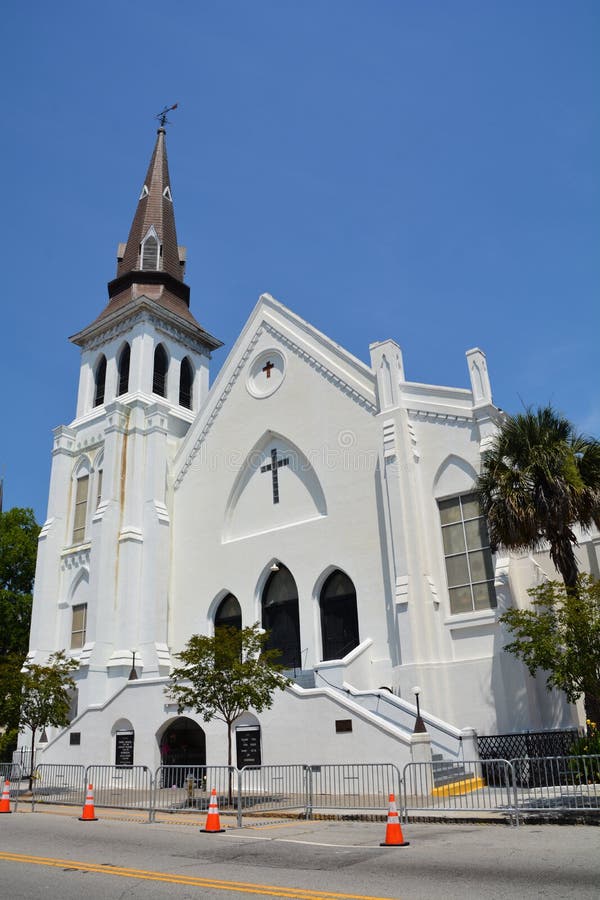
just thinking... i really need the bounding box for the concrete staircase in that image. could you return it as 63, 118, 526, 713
432, 753, 466, 787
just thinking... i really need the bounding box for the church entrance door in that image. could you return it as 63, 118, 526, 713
159, 717, 206, 785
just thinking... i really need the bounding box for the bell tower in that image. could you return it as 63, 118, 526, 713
28, 125, 221, 715
71, 124, 221, 417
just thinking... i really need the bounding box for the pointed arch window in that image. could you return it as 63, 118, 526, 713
117, 344, 131, 396
141, 234, 161, 270
72, 474, 90, 544
215, 594, 242, 631
94, 355, 107, 406
153, 344, 168, 397
320, 570, 359, 661
179, 357, 193, 409
262, 565, 301, 669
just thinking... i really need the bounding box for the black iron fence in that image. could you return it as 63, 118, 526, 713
477, 730, 582, 787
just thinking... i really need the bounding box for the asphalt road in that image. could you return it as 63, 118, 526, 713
0, 809, 598, 899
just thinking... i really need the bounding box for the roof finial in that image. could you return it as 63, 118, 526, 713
156, 103, 178, 129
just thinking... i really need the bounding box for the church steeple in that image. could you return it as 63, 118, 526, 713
71, 126, 221, 348
116, 127, 184, 283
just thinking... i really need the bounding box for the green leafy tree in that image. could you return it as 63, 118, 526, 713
4, 651, 78, 787
0, 507, 39, 657
0, 507, 40, 759
166, 624, 290, 770
500, 575, 600, 725
0, 656, 26, 758
477, 406, 600, 590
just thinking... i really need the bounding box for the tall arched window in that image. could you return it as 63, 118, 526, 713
141, 234, 160, 270
262, 564, 301, 669
153, 344, 168, 397
94, 355, 107, 406
117, 343, 131, 395
179, 357, 193, 409
72, 473, 90, 544
215, 593, 242, 631
319, 570, 359, 661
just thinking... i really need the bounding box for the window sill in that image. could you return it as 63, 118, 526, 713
444, 609, 499, 630
61, 542, 91, 557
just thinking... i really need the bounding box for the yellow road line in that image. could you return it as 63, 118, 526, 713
0, 852, 396, 900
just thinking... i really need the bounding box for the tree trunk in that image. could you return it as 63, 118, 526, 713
550, 538, 579, 591
227, 720, 233, 807
584, 693, 600, 730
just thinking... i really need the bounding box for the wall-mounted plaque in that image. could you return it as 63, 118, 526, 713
115, 731, 134, 768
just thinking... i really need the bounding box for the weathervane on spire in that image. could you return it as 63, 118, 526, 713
156, 103, 178, 128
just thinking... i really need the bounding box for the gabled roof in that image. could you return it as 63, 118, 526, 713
173, 293, 378, 490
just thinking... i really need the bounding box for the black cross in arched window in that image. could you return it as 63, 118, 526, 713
262, 360, 275, 379
260, 448, 289, 504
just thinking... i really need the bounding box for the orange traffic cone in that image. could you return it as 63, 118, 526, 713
0, 780, 11, 814
380, 793, 409, 847
200, 787, 225, 833
78, 783, 98, 821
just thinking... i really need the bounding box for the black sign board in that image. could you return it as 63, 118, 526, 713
115, 731, 134, 768
236, 727, 261, 769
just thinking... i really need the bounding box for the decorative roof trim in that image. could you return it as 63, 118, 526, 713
174, 327, 264, 490
174, 319, 378, 492
71, 300, 216, 355
408, 408, 472, 424
263, 322, 378, 414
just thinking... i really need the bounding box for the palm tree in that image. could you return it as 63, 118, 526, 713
477, 406, 600, 589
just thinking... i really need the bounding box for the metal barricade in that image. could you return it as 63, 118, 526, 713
307, 763, 401, 816
238, 764, 308, 823
509, 755, 600, 815
1, 761, 23, 782
152, 766, 236, 822
237, 763, 401, 823
32, 764, 86, 808
86, 765, 153, 814
1, 761, 23, 813
402, 759, 516, 824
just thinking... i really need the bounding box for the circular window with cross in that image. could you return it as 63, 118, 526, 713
247, 349, 286, 398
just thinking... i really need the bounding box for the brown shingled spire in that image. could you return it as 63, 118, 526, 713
106, 126, 190, 310
74, 128, 222, 349
116, 127, 183, 281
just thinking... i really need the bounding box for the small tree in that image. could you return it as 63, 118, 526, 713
500, 575, 600, 725
7, 651, 78, 787
166, 624, 290, 771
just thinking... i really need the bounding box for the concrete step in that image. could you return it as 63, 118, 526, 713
432, 759, 466, 787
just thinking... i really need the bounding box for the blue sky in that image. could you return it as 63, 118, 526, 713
1, 1, 598, 522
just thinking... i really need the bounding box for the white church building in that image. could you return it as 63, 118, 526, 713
25, 127, 594, 771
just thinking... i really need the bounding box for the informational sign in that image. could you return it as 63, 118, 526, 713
236, 726, 261, 769
115, 731, 134, 768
